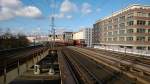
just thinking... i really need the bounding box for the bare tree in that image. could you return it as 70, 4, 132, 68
0, 28, 31, 50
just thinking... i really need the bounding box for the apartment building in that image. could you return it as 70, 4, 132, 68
73, 28, 92, 47
93, 4, 150, 50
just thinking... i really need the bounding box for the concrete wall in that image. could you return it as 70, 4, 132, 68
0, 50, 49, 84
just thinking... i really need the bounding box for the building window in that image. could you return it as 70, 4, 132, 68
137, 12, 147, 17
127, 37, 133, 41
148, 29, 150, 33
114, 31, 118, 35
127, 13, 134, 17
113, 37, 117, 41
127, 13, 134, 20
103, 33, 107, 36
126, 46, 133, 49
113, 18, 118, 23
104, 27, 107, 30
137, 12, 142, 16
127, 21, 134, 26
148, 13, 150, 17
136, 36, 145, 41
119, 30, 125, 34
137, 20, 146, 25
119, 37, 125, 41
127, 16, 133, 20
108, 26, 112, 30
137, 28, 145, 33
108, 38, 112, 41
113, 25, 118, 29
104, 21, 107, 25
148, 46, 150, 50
148, 37, 150, 41
119, 16, 125, 21
148, 21, 150, 26
119, 23, 125, 29
104, 38, 107, 41
136, 46, 146, 50
108, 20, 112, 24
127, 29, 133, 33
108, 32, 112, 36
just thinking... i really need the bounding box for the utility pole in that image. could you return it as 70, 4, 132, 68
49, 0, 56, 49
51, 16, 55, 48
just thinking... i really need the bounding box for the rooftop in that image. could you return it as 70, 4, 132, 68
96, 4, 150, 23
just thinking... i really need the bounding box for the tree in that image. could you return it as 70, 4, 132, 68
17, 33, 30, 47
0, 28, 31, 50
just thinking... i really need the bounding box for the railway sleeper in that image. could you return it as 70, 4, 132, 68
62, 50, 91, 84
119, 63, 150, 77
119, 64, 131, 71
143, 71, 150, 77
130, 67, 142, 73
100, 75, 118, 84
119, 64, 145, 77
130, 67, 149, 77
91, 78, 99, 84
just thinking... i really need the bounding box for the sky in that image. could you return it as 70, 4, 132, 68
0, 0, 150, 35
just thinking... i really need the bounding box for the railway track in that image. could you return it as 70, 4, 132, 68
62, 47, 136, 84
61, 50, 82, 84
68, 46, 150, 84
85, 48, 150, 68
0, 45, 44, 60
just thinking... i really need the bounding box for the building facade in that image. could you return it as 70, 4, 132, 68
84, 28, 92, 47
93, 4, 150, 50
73, 28, 92, 47
63, 32, 73, 45
63, 32, 73, 41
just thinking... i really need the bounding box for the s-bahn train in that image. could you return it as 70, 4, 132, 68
44, 39, 86, 47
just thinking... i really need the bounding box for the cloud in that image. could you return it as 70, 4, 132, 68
49, 13, 73, 20
0, 7, 15, 20
0, 0, 42, 21
60, 0, 77, 13
81, 2, 92, 15
54, 13, 65, 19
50, 13, 65, 19
66, 15, 72, 19
0, 0, 22, 8
49, 0, 76, 20
16, 6, 42, 18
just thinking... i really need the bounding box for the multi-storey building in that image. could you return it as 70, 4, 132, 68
63, 32, 73, 41
84, 28, 92, 47
73, 28, 92, 47
93, 4, 150, 51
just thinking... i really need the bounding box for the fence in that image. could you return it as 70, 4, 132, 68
94, 46, 150, 56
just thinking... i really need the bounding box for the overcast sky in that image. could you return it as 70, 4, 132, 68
0, 0, 150, 35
